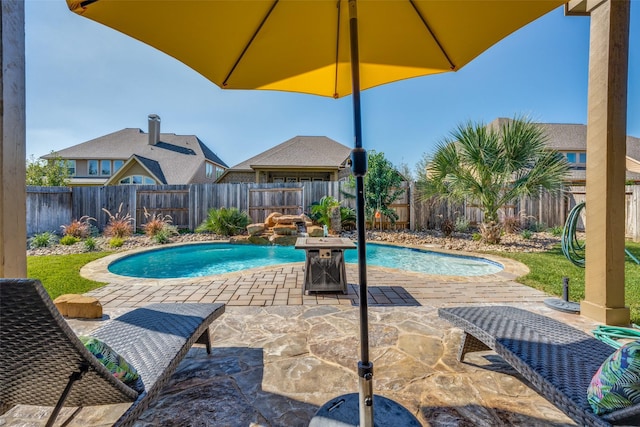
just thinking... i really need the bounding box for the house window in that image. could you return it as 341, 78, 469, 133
113, 160, 124, 172
206, 163, 213, 178
57, 159, 75, 176
579, 153, 587, 164
67, 160, 76, 176
119, 175, 156, 185
286, 177, 297, 183
101, 160, 111, 176
88, 160, 98, 176
566, 153, 577, 164
216, 166, 224, 179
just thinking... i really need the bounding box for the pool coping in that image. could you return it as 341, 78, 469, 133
80, 240, 529, 286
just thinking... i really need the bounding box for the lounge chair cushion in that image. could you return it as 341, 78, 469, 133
588, 340, 640, 415
79, 336, 139, 384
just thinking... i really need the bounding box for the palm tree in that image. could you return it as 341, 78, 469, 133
420, 117, 570, 243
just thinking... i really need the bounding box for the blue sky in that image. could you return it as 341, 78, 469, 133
25, 1, 639, 174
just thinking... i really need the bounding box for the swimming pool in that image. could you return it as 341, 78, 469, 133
108, 243, 503, 279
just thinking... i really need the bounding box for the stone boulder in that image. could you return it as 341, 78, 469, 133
248, 235, 271, 245
273, 214, 308, 225
307, 225, 325, 237
265, 212, 283, 228
269, 235, 298, 246
247, 223, 265, 236
53, 294, 102, 319
273, 224, 297, 235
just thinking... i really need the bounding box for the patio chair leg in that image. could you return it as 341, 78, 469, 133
45, 364, 89, 427
196, 328, 212, 354
458, 332, 490, 362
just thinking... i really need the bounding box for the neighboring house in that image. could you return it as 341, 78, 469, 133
42, 114, 228, 186
216, 136, 352, 183
489, 118, 640, 184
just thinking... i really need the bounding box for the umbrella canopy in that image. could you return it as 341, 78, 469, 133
67, 0, 564, 99
66, 1, 566, 424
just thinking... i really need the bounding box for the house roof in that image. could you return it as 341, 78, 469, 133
44, 128, 228, 185
228, 136, 351, 172
488, 118, 640, 162
133, 155, 168, 184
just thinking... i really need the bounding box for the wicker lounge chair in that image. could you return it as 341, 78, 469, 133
0, 278, 225, 427
438, 305, 640, 427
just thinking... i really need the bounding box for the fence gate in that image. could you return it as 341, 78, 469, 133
248, 186, 303, 223
136, 187, 190, 230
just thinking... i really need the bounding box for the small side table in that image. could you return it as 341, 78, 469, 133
295, 237, 356, 295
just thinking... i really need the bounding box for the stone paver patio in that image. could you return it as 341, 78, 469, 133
1, 248, 600, 426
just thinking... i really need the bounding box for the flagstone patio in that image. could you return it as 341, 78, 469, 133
1, 254, 597, 426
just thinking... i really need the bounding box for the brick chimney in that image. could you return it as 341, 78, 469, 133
148, 114, 160, 145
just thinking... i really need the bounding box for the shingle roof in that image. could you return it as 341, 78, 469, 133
228, 136, 351, 171
43, 128, 228, 184
133, 155, 167, 184
488, 118, 640, 161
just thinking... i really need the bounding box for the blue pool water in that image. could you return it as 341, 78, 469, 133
108, 243, 503, 279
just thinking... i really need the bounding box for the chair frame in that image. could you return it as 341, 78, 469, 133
0, 279, 225, 427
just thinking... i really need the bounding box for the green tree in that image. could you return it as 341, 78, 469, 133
26, 152, 71, 186
348, 151, 405, 226
418, 117, 569, 243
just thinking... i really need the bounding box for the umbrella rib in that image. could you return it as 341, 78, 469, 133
333, 0, 342, 98
409, 0, 456, 70
222, 0, 280, 87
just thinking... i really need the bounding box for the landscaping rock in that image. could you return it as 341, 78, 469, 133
307, 226, 324, 237
248, 235, 271, 245
273, 225, 297, 236
265, 212, 282, 228
246, 223, 265, 236
54, 294, 102, 319
269, 235, 298, 246
273, 214, 306, 225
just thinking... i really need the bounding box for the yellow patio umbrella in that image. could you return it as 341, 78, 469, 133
66, 1, 566, 425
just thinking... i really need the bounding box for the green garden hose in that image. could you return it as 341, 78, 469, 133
561, 202, 639, 267
592, 324, 640, 348
561, 202, 586, 267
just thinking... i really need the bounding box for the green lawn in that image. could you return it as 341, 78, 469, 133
27, 252, 111, 299
491, 241, 640, 324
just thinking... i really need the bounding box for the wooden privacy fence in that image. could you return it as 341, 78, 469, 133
26, 183, 639, 241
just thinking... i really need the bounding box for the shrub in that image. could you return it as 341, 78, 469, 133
196, 207, 251, 236
523, 219, 547, 232
152, 225, 178, 244
60, 216, 95, 239
84, 237, 97, 252
454, 216, 470, 233
472, 232, 482, 241
108, 237, 124, 248
503, 216, 521, 234
310, 196, 340, 227
340, 206, 356, 230
60, 235, 79, 245
550, 225, 563, 237
440, 218, 454, 237
102, 203, 134, 238
29, 232, 57, 248
142, 207, 174, 237
521, 229, 533, 240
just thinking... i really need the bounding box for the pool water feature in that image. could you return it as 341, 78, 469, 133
108, 243, 503, 279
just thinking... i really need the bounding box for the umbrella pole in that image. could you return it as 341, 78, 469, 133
347, 2, 374, 426
311, 3, 420, 425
